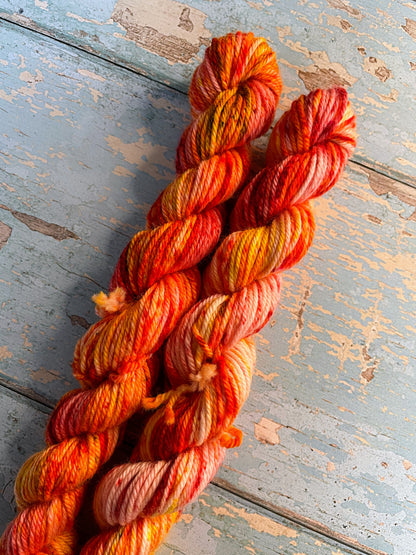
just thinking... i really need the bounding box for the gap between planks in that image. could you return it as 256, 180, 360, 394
1, 12, 416, 192
213, 477, 387, 555
0, 14, 413, 555
0, 381, 385, 555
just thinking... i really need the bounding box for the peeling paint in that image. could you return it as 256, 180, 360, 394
112, 164, 135, 178
272, 36, 360, 90
68, 314, 90, 330
111, 0, 211, 64
77, 68, 106, 82
254, 417, 283, 445
105, 134, 174, 180
66, 11, 105, 26
0, 346, 12, 361
1, 14, 416, 555
0, 221, 12, 250
34, 0, 48, 9
30, 367, 59, 384
361, 166, 416, 220
147, 93, 188, 115
254, 367, 279, 382
326, 0, 364, 20
371, 88, 399, 103
402, 18, 416, 40
180, 512, 193, 524
287, 284, 311, 356
363, 56, 392, 82
213, 502, 298, 538
327, 461, 336, 473
17, 69, 44, 99
88, 87, 103, 103
0, 205, 79, 241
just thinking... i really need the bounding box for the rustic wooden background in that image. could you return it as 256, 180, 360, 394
0, 1, 415, 554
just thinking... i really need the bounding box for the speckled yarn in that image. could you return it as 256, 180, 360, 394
83, 88, 356, 554
0, 32, 281, 555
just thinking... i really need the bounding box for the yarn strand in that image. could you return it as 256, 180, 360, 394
0, 32, 282, 555
83, 87, 356, 554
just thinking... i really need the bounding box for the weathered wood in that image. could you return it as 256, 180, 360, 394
1, 0, 416, 185
1, 18, 416, 555
0, 386, 363, 554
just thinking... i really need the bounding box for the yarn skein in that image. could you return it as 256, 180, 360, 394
83, 88, 356, 554
0, 32, 282, 555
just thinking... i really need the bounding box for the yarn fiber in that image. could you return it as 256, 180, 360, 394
0, 32, 282, 555
85, 88, 356, 554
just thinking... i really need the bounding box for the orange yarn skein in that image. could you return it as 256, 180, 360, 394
0, 32, 282, 555
85, 88, 356, 554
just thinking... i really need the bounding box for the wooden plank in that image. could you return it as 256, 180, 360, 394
218, 164, 416, 554
1, 1, 416, 185
0, 19, 192, 402
0, 385, 363, 555
1, 20, 416, 554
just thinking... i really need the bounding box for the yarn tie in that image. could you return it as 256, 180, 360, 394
0, 32, 281, 555
84, 87, 356, 554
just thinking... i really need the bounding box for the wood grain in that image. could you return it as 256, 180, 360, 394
0, 385, 363, 554
1, 0, 416, 185
1, 16, 416, 555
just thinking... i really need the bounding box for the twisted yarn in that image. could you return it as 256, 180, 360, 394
0, 32, 281, 555
85, 87, 356, 554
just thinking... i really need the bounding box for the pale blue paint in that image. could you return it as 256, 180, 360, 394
0, 8, 416, 555
1, 0, 416, 184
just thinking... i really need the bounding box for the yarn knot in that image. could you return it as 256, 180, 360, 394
190, 362, 217, 392
92, 287, 127, 318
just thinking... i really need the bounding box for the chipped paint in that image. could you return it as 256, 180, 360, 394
254, 417, 283, 445
30, 367, 59, 384
1, 11, 416, 555
179, 512, 193, 524
1, 1, 415, 181
298, 63, 356, 90
0, 221, 12, 250
0, 205, 79, 241
0, 346, 12, 361
105, 134, 174, 180
68, 314, 90, 329
66, 11, 105, 25
371, 88, 398, 103
77, 68, 106, 82
363, 56, 392, 82
254, 367, 279, 382
112, 165, 135, 178
112, 0, 211, 64
275, 28, 358, 90
18, 69, 44, 98
287, 283, 311, 357
326, 0, 364, 20
213, 502, 298, 538
147, 93, 188, 115
88, 87, 103, 103
34, 0, 48, 9
402, 18, 416, 40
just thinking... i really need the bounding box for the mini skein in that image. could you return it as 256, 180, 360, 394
84, 88, 356, 554
0, 32, 282, 555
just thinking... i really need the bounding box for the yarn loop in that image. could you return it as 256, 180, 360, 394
0, 32, 281, 555
85, 87, 356, 555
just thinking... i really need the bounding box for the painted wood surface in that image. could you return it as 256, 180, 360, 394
0, 386, 362, 555
1, 0, 416, 186
0, 12, 416, 555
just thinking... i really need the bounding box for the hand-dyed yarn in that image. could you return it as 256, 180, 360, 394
0, 32, 281, 555
84, 88, 356, 554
